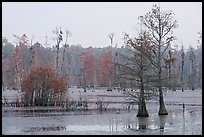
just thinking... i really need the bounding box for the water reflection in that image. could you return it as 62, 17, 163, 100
123, 115, 169, 133
124, 117, 136, 131
138, 117, 148, 130
24, 126, 66, 133
109, 118, 119, 133
2, 106, 202, 135
124, 117, 149, 131
182, 108, 185, 134
159, 115, 167, 133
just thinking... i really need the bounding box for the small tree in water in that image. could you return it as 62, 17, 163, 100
116, 31, 158, 117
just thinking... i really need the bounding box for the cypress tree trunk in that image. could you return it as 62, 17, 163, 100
136, 91, 149, 117
158, 91, 168, 115
158, 76, 168, 115
137, 76, 149, 117
158, 37, 168, 115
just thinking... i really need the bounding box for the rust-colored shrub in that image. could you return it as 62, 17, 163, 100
21, 66, 68, 106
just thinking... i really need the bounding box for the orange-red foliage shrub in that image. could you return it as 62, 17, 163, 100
21, 66, 67, 106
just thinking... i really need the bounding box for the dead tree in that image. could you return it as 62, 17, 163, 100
53, 27, 63, 71
61, 30, 71, 74
13, 34, 30, 90
164, 42, 177, 91
197, 31, 202, 89
107, 33, 114, 91
181, 45, 185, 92
189, 46, 196, 90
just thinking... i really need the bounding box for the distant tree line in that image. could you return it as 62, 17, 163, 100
2, 33, 202, 91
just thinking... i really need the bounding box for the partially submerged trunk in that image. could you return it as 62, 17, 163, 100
158, 62, 168, 115
158, 86, 168, 115
137, 88, 149, 117
137, 73, 149, 117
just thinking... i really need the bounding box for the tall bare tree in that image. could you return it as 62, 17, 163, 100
107, 33, 114, 91
180, 45, 185, 92
53, 27, 63, 71
13, 34, 30, 90
188, 46, 196, 90
138, 5, 178, 115
61, 30, 71, 74
164, 42, 177, 91
197, 31, 202, 89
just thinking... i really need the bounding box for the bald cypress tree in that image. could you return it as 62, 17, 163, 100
139, 5, 178, 115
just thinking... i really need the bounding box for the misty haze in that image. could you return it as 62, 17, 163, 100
2, 2, 202, 135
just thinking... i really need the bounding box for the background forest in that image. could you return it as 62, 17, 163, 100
2, 32, 202, 91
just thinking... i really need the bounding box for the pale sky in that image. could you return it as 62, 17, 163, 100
2, 2, 202, 50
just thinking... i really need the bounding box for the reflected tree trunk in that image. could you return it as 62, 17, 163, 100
159, 115, 167, 132
137, 83, 149, 117
138, 117, 148, 130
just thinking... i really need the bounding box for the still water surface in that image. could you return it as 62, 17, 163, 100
2, 105, 202, 135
